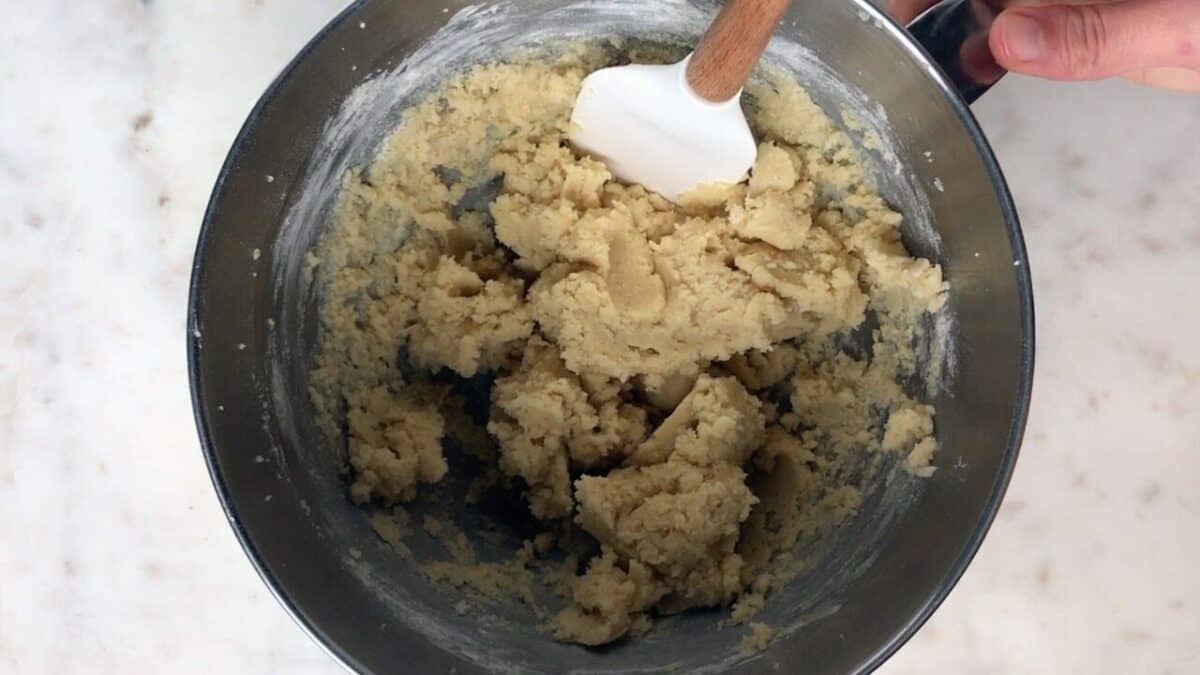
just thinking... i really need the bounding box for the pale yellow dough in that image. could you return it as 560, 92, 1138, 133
309, 44, 947, 647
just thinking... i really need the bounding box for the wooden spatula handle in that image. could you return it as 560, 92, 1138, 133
686, 0, 792, 102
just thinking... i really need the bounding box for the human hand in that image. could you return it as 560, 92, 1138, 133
889, 0, 1200, 92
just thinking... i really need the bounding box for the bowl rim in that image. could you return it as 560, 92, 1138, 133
187, 0, 1035, 672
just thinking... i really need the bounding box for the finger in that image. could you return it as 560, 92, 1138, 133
1123, 66, 1200, 92
989, 0, 1200, 81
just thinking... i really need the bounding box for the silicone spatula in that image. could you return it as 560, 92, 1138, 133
569, 0, 792, 202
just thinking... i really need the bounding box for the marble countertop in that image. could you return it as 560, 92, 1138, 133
2, 1, 1198, 673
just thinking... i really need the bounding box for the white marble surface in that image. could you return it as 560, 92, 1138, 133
2, 2, 1198, 673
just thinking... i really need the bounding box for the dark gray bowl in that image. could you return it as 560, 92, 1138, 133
188, 0, 1033, 672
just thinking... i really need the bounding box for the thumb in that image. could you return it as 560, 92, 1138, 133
989, 0, 1200, 81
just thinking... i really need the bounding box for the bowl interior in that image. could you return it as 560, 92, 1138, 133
189, 1, 1032, 673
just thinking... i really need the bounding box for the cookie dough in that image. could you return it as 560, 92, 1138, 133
309, 43, 947, 647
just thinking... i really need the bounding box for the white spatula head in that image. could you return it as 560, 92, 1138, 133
569, 55, 757, 202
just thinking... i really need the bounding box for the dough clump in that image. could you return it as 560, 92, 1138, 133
310, 45, 947, 646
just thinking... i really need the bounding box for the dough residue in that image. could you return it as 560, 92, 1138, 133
309, 44, 947, 647
740, 622, 775, 652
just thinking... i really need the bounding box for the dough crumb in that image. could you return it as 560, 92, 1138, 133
553, 549, 665, 646
368, 508, 413, 559
488, 338, 648, 519
740, 622, 774, 652
346, 386, 447, 505
625, 374, 765, 468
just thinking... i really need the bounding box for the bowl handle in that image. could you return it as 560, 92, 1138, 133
907, 0, 1005, 104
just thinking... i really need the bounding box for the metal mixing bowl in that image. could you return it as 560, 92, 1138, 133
189, 0, 1033, 672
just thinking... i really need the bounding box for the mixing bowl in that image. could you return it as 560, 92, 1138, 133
188, 0, 1034, 672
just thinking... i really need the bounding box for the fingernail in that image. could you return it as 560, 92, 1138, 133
1001, 14, 1045, 62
